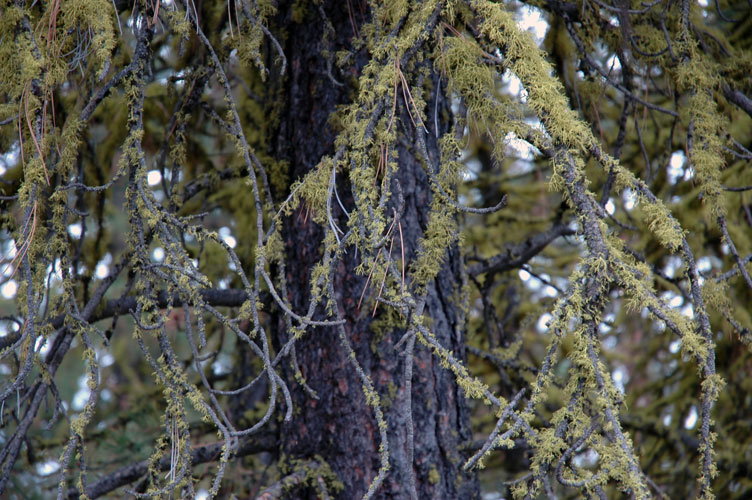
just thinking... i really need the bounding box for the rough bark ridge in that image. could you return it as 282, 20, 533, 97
271, 3, 478, 499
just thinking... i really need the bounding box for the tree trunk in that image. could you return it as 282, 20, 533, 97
268, 3, 479, 499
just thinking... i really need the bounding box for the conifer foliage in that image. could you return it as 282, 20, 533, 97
1, 0, 751, 498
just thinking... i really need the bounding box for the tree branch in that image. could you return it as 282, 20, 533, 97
722, 84, 752, 120
467, 222, 575, 277
67, 433, 277, 499
51, 287, 256, 330
254, 460, 324, 500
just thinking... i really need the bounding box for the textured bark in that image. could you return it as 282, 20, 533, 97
268, 3, 479, 499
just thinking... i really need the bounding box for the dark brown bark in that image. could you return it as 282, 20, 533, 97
267, 3, 479, 499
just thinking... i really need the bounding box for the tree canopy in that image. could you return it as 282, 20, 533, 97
1, 0, 751, 498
